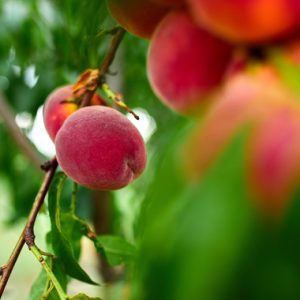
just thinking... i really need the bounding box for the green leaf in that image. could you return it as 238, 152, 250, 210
28, 268, 48, 300
70, 293, 102, 300
60, 212, 86, 260
94, 235, 136, 266
48, 172, 97, 285
132, 133, 256, 300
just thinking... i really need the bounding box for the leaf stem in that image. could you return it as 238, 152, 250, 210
101, 83, 139, 119
30, 245, 68, 300
70, 182, 78, 215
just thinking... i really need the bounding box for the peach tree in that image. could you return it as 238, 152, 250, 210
1, 1, 300, 300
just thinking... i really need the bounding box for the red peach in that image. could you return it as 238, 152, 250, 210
182, 68, 275, 179
182, 65, 300, 217
147, 10, 233, 114
187, 0, 300, 43
106, 0, 169, 39
55, 106, 147, 191
43, 85, 105, 141
182, 66, 293, 179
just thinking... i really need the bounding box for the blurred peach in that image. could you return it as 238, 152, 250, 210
182, 64, 300, 217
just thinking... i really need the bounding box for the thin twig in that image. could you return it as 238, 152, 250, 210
24, 158, 58, 246
99, 27, 125, 76
0, 26, 126, 298
0, 94, 44, 170
80, 27, 125, 108
0, 158, 58, 296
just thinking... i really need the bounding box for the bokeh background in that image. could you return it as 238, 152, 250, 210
1, 1, 300, 300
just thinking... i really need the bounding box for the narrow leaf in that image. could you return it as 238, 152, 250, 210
70, 293, 102, 300
48, 172, 97, 285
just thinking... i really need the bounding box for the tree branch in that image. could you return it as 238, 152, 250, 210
0, 157, 58, 296
0, 94, 44, 170
0, 26, 126, 298
80, 27, 125, 108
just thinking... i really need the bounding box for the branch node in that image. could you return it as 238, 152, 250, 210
0, 265, 7, 277
24, 226, 35, 248
87, 229, 97, 240
41, 160, 53, 172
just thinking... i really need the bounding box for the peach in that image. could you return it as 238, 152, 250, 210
186, 0, 300, 43
55, 106, 147, 190
182, 65, 300, 217
182, 67, 277, 179
43, 85, 105, 141
147, 10, 233, 114
106, 0, 169, 39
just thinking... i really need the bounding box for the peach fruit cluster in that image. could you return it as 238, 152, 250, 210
107, 0, 300, 217
107, 0, 300, 115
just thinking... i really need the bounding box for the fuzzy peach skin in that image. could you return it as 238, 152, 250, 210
187, 0, 300, 43
106, 0, 169, 39
147, 10, 233, 114
43, 85, 105, 141
55, 106, 147, 191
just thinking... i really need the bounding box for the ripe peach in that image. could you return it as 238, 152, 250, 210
147, 10, 233, 114
187, 0, 300, 43
106, 0, 169, 39
43, 85, 105, 141
55, 106, 147, 191
182, 68, 274, 179
182, 65, 300, 217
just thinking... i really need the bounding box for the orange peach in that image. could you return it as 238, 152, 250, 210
187, 0, 300, 43
43, 85, 105, 141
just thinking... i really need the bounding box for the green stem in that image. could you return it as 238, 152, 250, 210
70, 182, 78, 215
30, 245, 68, 300
101, 83, 115, 100
55, 175, 67, 231
101, 83, 139, 120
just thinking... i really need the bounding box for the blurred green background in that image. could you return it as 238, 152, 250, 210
1, 1, 300, 300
